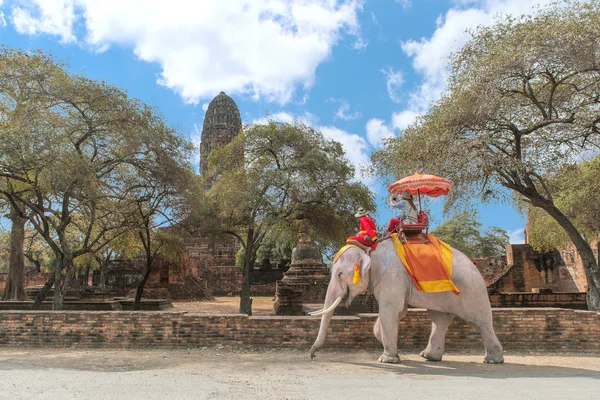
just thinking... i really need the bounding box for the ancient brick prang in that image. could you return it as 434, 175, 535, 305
199, 91, 242, 178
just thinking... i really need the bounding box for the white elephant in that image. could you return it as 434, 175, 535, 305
309, 238, 504, 364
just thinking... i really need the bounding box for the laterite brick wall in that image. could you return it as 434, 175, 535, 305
0, 308, 598, 352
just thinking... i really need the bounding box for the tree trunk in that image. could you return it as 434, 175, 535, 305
84, 265, 91, 287
535, 197, 600, 311
239, 225, 255, 315
1, 204, 29, 301
134, 259, 153, 311
33, 274, 55, 310
52, 253, 75, 311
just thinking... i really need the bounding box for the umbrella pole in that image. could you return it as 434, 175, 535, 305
417, 189, 422, 213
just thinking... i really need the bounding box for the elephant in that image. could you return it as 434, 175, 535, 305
309, 238, 504, 364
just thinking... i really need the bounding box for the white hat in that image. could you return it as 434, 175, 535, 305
354, 207, 369, 218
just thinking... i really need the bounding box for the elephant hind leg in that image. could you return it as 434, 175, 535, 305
420, 310, 454, 362
478, 320, 504, 364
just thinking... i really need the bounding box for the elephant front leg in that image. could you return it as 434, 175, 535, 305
420, 310, 454, 362
377, 302, 402, 363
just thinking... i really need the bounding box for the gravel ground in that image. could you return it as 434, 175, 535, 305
0, 348, 598, 400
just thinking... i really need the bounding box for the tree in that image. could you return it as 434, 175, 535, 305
372, 0, 600, 310
0, 47, 189, 309
1, 201, 29, 300
24, 227, 52, 273
208, 121, 375, 314
127, 154, 200, 310
431, 213, 509, 259
525, 157, 600, 252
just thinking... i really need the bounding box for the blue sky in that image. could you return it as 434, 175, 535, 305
0, 0, 558, 242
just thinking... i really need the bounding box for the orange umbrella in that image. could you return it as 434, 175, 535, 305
388, 173, 451, 198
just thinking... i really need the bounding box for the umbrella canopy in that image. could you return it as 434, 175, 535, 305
388, 173, 451, 198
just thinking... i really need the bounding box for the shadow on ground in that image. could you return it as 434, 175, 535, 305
338, 353, 600, 379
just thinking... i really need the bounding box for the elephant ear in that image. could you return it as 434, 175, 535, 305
353, 250, 371, 285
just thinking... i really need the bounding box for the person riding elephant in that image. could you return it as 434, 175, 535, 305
348, 207, 377, 247
387, 191, 419, 233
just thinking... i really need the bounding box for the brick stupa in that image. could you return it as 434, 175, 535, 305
274, 231, 330, 315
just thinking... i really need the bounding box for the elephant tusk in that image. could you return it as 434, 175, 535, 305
309, 296, 342, 316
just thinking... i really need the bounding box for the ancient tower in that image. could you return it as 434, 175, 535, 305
200, 91, 243, 177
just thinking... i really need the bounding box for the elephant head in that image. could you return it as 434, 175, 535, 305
309, 246, 371, 359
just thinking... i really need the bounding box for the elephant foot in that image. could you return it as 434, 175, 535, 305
419, 349, 442, 362
484, 353, 504, 364
378, 352, 400, 364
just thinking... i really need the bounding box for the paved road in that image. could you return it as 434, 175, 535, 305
0, 348, 598, 399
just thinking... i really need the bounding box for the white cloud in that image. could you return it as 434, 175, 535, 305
190, 123, 203, 173
319, 125, 371, 182
4, 0, 364, 105
395, 0, 411, 9
298, 94, 310, 106
389, 0, 554, 134
252, 111, 318, 126
352, 35, 368, 50
371, 12, 380, 27
201, 103, 209, 112
365, 118, 395, 148
10, 0, 76, 43
0, 0, 5, 28
391, 110, 420, 132
334, 100, 361, 121
508, 228, 525, 244
381, 67, 404, 104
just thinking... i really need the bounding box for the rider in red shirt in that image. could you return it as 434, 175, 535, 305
347, 207, 377, 247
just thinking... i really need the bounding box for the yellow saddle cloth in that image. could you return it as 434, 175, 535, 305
391, 233, 460, 295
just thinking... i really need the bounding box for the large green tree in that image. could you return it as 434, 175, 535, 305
431, 213, 509, 259
372, 1, 600, 310
0, 47, 192, 309
525, 157, 600, 252
208, 121, 374, 314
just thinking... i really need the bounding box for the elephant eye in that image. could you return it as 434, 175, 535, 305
337, 271, 343, 277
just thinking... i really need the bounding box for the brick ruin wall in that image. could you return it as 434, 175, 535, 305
0, 308, 598, 352
0, 272, 50, 293
471, 256, 507, 286
488, 244, 593, 294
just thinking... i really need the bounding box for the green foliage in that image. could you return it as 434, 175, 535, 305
432, 213, 509, 258
208, 120, 375, 312
209, 120, 375, 251
526, 157, 600, 252
0, 47, 198, 308
370, 1, 600, 309
372, 0, 600, 211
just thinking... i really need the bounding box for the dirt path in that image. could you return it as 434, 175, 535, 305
172, 296, 276, 315
0, 348, 598, 399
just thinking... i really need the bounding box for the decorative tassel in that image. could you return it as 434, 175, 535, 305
353, 264, 361, 285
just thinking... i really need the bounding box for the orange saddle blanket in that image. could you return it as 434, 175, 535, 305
391, 233, 460, 295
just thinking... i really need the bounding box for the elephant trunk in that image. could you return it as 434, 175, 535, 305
309, 285, 343, 360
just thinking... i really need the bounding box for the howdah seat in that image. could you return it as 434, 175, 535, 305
398, 211, 429, 244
